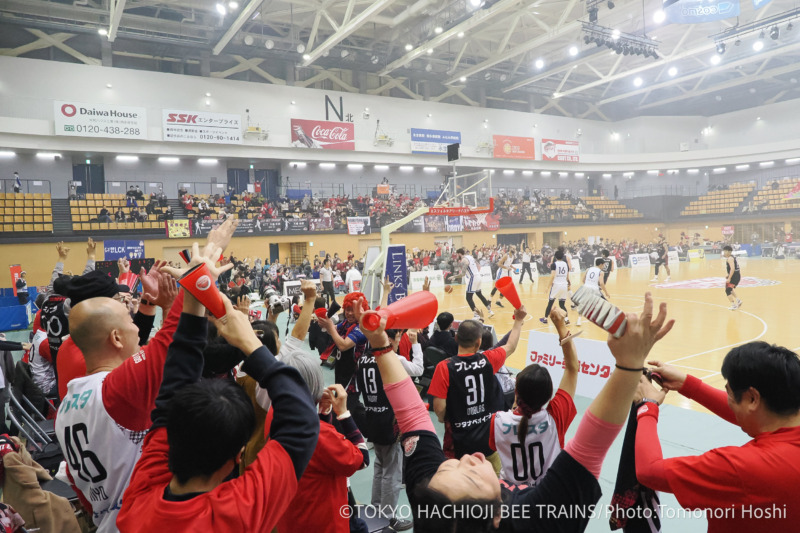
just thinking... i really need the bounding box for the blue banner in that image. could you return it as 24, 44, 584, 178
665, 0, 739, 24
104, 240, 146, 260
385, 244, 408, 304
410, 128, 461, 155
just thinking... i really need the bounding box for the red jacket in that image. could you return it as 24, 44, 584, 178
277, 421, 364, 533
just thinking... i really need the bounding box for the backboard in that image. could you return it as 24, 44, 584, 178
431, 170, 494, 215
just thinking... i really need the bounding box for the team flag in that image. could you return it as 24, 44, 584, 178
783, 182, 800, 200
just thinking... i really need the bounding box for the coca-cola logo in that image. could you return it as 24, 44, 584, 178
311, 125, 350, 141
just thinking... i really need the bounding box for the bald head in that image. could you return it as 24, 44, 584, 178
70, 297, 139, 364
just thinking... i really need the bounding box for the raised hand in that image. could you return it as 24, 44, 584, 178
634, 374, 668, 405
549, 306, 567, 325
118, 257, 131, 275
407, 329, 418, 345
353, 297, 390, 347
236, 295, 252, 315
146, 273, 178, 310
646, 360, 687, 392
422, 276, 431, 292
326, 384, 348, 416
209, 297, 262, 355
56, 242, 70, 261
607, 292, 674, 370
513, 305, 528, 322
300, 279, 317, 300
139, 260, 167, 299
381, 275, 394, 293
86, 237, 97, 259
206, 217, 238, 255
162, 242, 233, 282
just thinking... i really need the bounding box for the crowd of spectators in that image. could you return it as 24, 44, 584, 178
0, 217, 798, 533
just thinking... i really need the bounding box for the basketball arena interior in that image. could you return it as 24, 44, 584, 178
0, 0, 799, 531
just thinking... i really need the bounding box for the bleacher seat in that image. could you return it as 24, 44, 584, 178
680, 182, 755, 216
0, 193, 53, 234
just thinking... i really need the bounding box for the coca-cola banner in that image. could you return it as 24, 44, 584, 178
309, 217, 334, 231
493, 135, 536, 160
541, 139, 580, 162
284, 218, 309, 231
290, 118, 355, 150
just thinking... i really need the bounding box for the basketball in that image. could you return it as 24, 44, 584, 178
444, 285, 453, 293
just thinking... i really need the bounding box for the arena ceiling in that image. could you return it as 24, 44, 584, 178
1, 0, 800, 121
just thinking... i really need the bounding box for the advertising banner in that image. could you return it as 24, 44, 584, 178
462, 213, 500, 232
385, 245, 408, 304
347, 217, 371, 235
192, 218, 282, 236
423, 215, 447, 233
309, 217, 334, 231
103, 240, 146, 260
668, 251, 680, 264
284, 218, 309, 231
95, 259, 155, 280
446, 216, 463, 232
493, 135, 536, 160
410, 128, 462, 155
628, 253, 652, 268
663, 0, 740, 23
54, 101, 147, 140
400, 217, 426, 233
526, 331, 615, 399
721, 225, 735, 236
9, 265, 22, 297
290, 118, 355, 150
409, 270, 444, 290
162, 110, 242, 144
166, 220, 191, 238
377, 185, 391, 195
541, 139, 580, 162
283, 279, 322, 298
688, 249, 705, 261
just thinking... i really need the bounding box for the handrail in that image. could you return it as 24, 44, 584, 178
1, 178, 52, 195
106, 180, 165, 195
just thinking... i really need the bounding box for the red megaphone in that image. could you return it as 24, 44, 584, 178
361, 291, 439, 332
494, 277, 522, 309
178, 263, 226, 318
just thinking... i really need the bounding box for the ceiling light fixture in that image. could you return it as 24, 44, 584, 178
98, 28, 108, 36
265, 39, 274, 49
668, 66, 677, 76
215, 3, 227, 15
405, 43, 413, 51
534, 58, 544, 69
434, 26, 443, 34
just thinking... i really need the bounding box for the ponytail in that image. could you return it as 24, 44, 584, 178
513, 364, 554, 445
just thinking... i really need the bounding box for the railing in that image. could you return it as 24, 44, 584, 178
281, 181, 345, 198
0, 179, 52, 195
106, 180, 165, 195
618, 185, 698, 199
177, 181, 228, 196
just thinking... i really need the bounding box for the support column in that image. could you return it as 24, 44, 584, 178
100, 39, 113, 67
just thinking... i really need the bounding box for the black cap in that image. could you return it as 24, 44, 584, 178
66, 270, 119, 306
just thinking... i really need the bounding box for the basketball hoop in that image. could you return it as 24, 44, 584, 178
428, 198, 495, 216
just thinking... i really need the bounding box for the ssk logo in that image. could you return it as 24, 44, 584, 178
167, 113, 199, 124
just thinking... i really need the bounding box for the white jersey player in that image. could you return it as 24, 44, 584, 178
491, 247, 516, 308
457, 248, 493, 319
578, 258, 611, 325
541, 250, 570, 324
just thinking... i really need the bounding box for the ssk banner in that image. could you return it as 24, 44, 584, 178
162, 110, 242, 144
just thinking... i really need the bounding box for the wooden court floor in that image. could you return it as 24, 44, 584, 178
425, 256, 800, 413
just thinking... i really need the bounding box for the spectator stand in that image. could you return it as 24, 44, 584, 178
749, 177, 800, 213
0, 191, 53, 234
70, 193, 164, 233
1, 178, 53, 197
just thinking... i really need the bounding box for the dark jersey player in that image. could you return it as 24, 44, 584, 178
723, 245, 743, 310
601, 249, 614, 285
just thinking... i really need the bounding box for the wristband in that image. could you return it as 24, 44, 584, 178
336, 411, 352, 420
140, 299, 154, 306
615, 363, 646, 372
636, 399, 660, 417
371, 345, 394, 357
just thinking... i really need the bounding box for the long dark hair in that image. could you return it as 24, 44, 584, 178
514, 364, 553, 445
